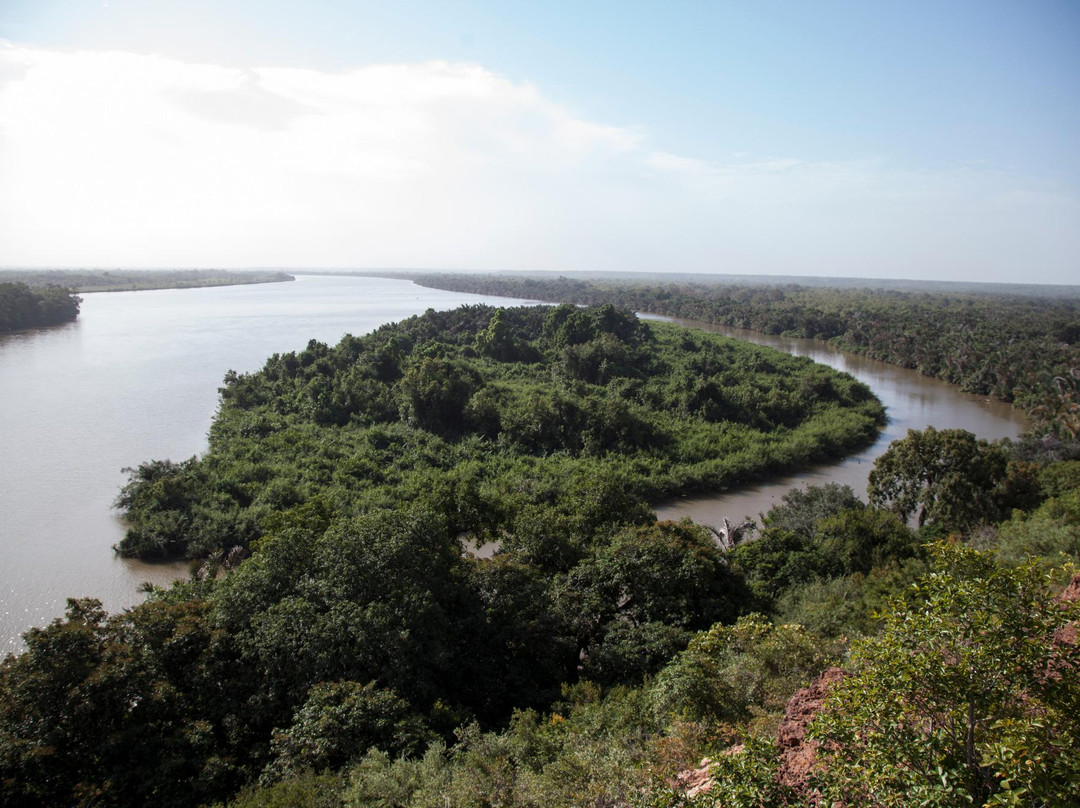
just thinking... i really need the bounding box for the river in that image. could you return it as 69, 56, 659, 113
0, 278, 1027, 653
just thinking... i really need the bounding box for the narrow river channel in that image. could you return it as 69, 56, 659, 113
653, 317, 1027, 526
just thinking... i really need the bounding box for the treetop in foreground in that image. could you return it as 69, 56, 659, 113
809, 543, 1080, 807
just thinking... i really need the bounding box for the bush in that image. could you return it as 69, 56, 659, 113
810, 544, 1080, 807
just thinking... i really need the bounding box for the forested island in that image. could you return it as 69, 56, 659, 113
390, 273, 1080, 440
115, 304, 883, 560
2, 303, 1078, 807
1, 268, 294, 293
0, 282, 81, 332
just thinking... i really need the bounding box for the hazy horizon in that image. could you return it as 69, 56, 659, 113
2, 1, 1077, 284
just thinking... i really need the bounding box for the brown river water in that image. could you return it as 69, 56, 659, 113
0, 278, 1026, 653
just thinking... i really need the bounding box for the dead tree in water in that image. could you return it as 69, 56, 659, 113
706, 517, 756, 552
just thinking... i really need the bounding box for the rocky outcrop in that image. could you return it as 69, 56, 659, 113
1053, 572, 1080, 647
672, 756, 717, 799
776, 666, 846, 797
1059, 572, 1080, 605
669, 667, 846, 802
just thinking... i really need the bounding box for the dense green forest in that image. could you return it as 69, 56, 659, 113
2, 304, 1078, 807
397, 273, 1080, 440
0, 282, 81, 331
0, 269, 294, 292
115, 304, 883, 560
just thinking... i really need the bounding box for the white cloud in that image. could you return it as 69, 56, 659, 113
0, 43, 1077, 282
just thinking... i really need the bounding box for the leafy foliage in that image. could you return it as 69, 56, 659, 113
116, 304, 883, 559
811, 544, 1080, 807
13, 295, 1080, 806
729, 484, 921, 616
868, 426, 1010, 530
403, 273, 1080, 439
651, 614, 834, 725
0, 282, 80, 331
264, 681, 431, 782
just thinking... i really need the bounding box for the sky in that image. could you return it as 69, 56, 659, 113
0, 1, 1078, 283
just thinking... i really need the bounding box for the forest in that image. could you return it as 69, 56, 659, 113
399, 273, 1080, 440
1, 303, 1078, 807
0, 282, 81, 332
114, 304, 882, 560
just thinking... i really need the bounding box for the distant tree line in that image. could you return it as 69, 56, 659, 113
0, 269, 293, 293
0, 282, 81, 332
402, 274, 1080, 440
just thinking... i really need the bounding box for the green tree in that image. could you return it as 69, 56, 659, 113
556, 521, 743, 684
397, 356, 480, 434
263, 681, 430, 782
651, 613, 833, 725
868, 427, 1009, 531
0, 282, 80, 331
810, 544, 1080, 807
814, 506, 919, 576
0, 597, 246, 808
762, 483, 864, 539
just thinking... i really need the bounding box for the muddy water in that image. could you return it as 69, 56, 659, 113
652, 318, 1027, 527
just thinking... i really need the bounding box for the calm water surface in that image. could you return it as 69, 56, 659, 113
0, 275, 536, 653
653, 318, 1027, 526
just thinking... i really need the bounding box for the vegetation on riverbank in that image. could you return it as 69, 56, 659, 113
395, 273, 1080, 440
2, 302, 1078, 807
0, 269, 294, 293
0, 282, 81, 332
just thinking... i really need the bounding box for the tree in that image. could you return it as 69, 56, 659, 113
0, 598, 246, 808
868, 427, 1008, 531
0, 282, 80, 331
651, 614, 832, 724
263, 681, 430, 782
762, 483, 864, 539
397, 356, 480, 434
810, 544, 1080, 807
555, 520, 743, 684
814, 506, 919, 576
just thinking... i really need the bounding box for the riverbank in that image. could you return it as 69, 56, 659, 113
0, 275, 1029, 651
0, 269, 295, 293
0, 275, 541, 652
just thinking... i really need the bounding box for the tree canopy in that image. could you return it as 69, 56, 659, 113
399, 273, 1080, 440
115, 304, 883, 560
7, 298, 1079, 807
811, 543, 1080, 807
0, 282, 80, 331
868, 426, 1009, 530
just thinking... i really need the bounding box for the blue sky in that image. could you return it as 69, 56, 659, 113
1, 0, 1077, 283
